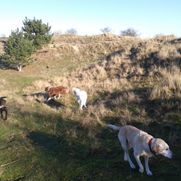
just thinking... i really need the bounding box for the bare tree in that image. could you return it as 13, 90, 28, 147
120, 28, 139, 37
100, 27, 112, 34
66, 28, 77, 35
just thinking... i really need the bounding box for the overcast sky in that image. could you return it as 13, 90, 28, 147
0, 0, 180, 37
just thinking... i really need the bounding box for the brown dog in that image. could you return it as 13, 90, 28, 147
45, 86, 69, 101
107, 124, 172, 176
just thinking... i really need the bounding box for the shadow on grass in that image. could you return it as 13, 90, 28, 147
24, 112, 181, 180
44, 99, 65, 110
23, 92, 65, 110
6, 102, 181, 180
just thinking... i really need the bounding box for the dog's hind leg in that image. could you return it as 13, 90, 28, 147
83, 102, 87, 109
79, 101, 83, 110
118, 135, 135, 169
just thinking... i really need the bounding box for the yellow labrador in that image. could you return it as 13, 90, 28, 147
107, 124, 172, 176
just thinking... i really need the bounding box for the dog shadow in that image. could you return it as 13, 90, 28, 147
23, 92, 64, 110
44, 99, 65, 110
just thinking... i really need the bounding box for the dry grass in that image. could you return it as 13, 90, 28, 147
150, 66, 181, 100
157, 44, 180, 60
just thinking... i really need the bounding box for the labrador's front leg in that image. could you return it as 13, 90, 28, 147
134, 153, 144, 173
144, 156, 152, 176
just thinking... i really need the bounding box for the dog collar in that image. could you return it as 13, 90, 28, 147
148, 138, 156, 156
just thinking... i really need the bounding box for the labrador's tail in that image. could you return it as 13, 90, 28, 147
107, 124, 120, 131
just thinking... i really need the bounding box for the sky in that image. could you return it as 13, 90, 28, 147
0, 0, 181, 38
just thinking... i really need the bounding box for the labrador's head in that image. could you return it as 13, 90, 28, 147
153, 138, 172, 159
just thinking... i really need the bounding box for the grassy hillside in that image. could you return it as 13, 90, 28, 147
0, 34, 181, 181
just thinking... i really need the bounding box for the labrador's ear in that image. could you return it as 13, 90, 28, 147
154, 143, 164, 154
151, 139, 160, 154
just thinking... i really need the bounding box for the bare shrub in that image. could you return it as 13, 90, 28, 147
65, 28, 77, 35
100, 27, 112, 34
120, 28, 139, 37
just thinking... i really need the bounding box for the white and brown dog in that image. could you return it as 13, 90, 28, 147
107, 124, 172, 176
72, 87, 87, 110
